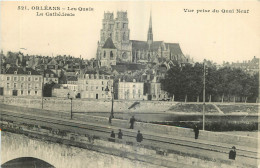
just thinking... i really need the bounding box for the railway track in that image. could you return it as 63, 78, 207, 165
0, 109, 258, 167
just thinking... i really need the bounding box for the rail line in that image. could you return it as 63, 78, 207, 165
0, 109, 258, 167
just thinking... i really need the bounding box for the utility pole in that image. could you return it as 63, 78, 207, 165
111, 86, 114, 118
203, 62, 206, 130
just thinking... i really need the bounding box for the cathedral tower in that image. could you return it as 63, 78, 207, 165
147, 12, 153, 46
100, 12, 115, 45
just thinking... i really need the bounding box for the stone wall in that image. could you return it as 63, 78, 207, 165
0, 96, 175, 113
1, 132, 161, 168
1, 130, 249, 168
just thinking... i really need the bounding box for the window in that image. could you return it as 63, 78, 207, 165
96, 86, 98, 90
14, 71, 17, 74
102, 87, 104, 91
35, 77, 38, 81
103, 51, 106, 58
12, 90, 18, 96
123, 32, 126, 41
21, 83, 24, 88
122, 52, 127, 59
110, 51, 113, 59
7, 77, 10, 81
28, 84, 31, 89
21, 90, 23, 95
102, 81, 104, 85
14, 77, 17, 81
28, 71, 31, 75
28, 77, 31, 81
86, 86, 88, 91
35, 91, 38, 95
46, 74, 49, 77
0, 87, 3, 95
35, 84, 39, 89
28, 90, 31, 95
14, 83, 17, 88
7, 83, 9, 89
21, 77, 24, 81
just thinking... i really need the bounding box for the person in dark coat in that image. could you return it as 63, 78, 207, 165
109, 131, 115, 142
108, 115, 112, 124
229, 146, 236, 160
193, 124, 199, 139
130, 116, 136, 129
118, 129, 123, 139
136, 130, 143, 142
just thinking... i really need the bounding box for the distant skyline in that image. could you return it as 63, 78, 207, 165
1, 1, 259, 64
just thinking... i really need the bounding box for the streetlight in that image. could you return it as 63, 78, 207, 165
67, 92, 73, 119
42, 70, 44, 109
105, 83, 114, 123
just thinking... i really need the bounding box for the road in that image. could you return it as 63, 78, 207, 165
0, 107, 258, 168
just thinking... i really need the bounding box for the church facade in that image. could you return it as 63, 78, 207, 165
96, 11, 187, 67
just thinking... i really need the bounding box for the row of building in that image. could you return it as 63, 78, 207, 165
0, 66, 170, 101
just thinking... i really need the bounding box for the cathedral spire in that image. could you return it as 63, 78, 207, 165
147, 11, 153, 46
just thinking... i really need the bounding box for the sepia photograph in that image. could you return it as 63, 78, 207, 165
0, 1, 259, 168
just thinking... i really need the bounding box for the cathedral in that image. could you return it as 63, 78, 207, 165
96, 11, 188, 67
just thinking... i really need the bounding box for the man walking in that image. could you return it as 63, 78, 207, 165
118, 129, 123, 139
136, 130, 143, 143
130, 116, 136, 129
108, 115, 112, 124
229, 146, 236, 160
109, 131, 115, 142
193, 124, 199, 139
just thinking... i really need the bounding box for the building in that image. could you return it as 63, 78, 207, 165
96, 11, 189, 67
141, 71, 169, 101
0, 50, 3, 74
0, 67, 42, 97
78, 71, 113, 99
222, 56, 259, 75
52, 84, 71, 98
43, 69, 59, 84
62, 76, 79, 97
117, 78, 144, 100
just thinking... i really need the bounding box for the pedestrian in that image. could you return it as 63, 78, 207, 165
136, 130, 143, 142
108, 115, 112, 124
118, 129, 123, 139
193, 124, 199, 139
130, 116, 136, 129
229, 146, 236, 160
109, 131, 115, 142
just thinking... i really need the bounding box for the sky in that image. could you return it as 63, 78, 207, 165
1, 1, 259, 64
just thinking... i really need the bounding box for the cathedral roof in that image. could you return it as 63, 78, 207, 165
131, 40, 148, 50
165, 43, 183, 56
102, 37, 116, 49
